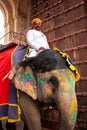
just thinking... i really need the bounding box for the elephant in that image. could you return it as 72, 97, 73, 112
8, 48, 79, 130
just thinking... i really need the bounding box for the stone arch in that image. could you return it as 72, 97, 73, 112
0, 9, 4, 44
0, 0, 19, 43
0, 0, 31, 44
0, 3, 9, 43
0, 0, 14, 31
0, 3, 8, 29
0, 0, 15, 43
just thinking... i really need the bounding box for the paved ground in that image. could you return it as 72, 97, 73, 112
0, 122, 50, 130
0, 122, 15, 130
0, 122, 28, 130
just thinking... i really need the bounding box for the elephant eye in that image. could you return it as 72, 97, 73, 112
48, 76, 59, 88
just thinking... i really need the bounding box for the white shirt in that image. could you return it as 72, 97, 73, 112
26, 29, 50, 57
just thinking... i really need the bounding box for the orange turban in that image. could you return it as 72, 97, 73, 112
31, 18, 42, 25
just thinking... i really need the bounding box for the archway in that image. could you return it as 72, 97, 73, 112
0, 9, 4, 44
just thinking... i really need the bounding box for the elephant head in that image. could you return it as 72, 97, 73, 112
7, 49, 78, 130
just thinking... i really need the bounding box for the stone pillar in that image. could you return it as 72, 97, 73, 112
15, 16, 28, 33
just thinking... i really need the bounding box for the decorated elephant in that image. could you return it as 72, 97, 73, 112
5, 48, 80, 130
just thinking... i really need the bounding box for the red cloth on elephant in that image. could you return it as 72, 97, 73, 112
0, 46, 16, 104
0, 44, 27, 122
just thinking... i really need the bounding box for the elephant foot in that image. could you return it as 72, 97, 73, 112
15, 119, 24, 130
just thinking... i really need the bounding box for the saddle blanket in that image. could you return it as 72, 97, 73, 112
0, 44, 26, 122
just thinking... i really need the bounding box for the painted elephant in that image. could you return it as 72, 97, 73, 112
9, 49, 78, 130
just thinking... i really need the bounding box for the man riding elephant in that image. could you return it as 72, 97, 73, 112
26, 18, 50, 58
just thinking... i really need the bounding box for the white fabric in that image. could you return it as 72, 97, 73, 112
26, 29, 50, 57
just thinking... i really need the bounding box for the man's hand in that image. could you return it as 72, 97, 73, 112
36, 47, 45, 52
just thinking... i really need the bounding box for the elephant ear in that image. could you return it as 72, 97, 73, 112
2, 60, 38, 100
12, 65, 38, 100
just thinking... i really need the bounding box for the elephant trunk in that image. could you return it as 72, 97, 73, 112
55, 69, 77, 130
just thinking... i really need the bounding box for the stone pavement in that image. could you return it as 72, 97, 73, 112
0, 122, 28, 130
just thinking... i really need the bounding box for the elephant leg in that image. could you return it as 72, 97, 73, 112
19, 91, 42, 130
1, 120, 7, 130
